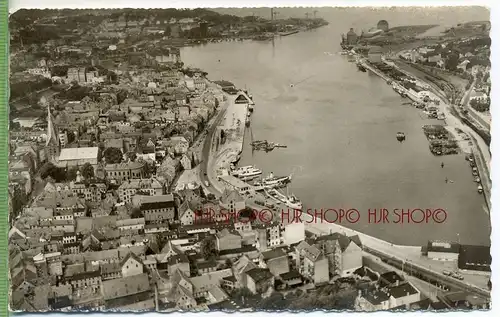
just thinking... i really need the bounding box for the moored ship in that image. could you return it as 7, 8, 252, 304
253, 173, 292, 190
265, 188, 303, 209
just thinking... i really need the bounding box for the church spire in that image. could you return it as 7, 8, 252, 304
46, 105, 59, 147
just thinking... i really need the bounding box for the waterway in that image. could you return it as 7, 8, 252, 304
181, 24, 490, 246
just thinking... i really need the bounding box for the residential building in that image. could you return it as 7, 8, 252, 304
295, 240, 329, 284
216, 229, 242, 251
219, 189, 246, 215
105, 161, 146, 183
134, 194, 175, 223
117, 178, 164, 203
121, 252, 144, 277
245, 268, 275, 295
100, 273, 154, 310
259, 248, 290, 277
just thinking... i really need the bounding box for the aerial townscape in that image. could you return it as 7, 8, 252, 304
8, 7, 491, 312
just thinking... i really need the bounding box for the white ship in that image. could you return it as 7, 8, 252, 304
231, 165, 254, 174
261, 173, 292, 186
232, 166, 262, 179
253, 173, 292, 191
265, 188, 303, 209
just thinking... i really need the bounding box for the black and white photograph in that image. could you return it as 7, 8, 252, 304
7, 4, 492, 312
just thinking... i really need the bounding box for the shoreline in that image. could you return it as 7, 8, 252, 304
359, 57, 491, 212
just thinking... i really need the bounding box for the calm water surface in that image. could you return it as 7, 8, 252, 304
181, 25, 490, 246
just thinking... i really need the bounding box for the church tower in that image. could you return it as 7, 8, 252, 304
46, 106, 60, 162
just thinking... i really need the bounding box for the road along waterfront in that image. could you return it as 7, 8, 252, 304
181, 29, 489, 246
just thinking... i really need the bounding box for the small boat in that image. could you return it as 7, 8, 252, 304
478, 185, 483, 194
396, 132, 406, 142
475, 177, 481, 183
265, 188, 303, 209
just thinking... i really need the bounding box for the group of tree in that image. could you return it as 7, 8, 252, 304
40, 161, 94, 182
470, 97, 490, 112
200, 236, 219, 260
10, 78, 53, 101
55, 85, 91, 101
103, 147, 123, 164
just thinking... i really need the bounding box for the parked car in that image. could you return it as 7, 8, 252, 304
442, 270, 451, 276
265, 202, 275, 208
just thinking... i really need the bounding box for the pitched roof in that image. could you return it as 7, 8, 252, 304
220, 188, 244, 204
388, 282, 419, 298
120, 251, 144, 268
101, 273, 151, 300
138, 194, 175, 210
261, 248, 287, 260
246, 267, 274, 283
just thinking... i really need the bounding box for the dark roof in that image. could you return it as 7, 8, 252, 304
218, 245, 257, 256
315, 232, 361, 251
223, 275, 237, 283
120, 251, 143, 268
427, 241, 460, 254
364, 290, 390, 305
197, 260, 217, 270
388, 282, 419, 298
168, 253, 189, 266
458, 245, 491, 271
430, 300, 449, 310
379, 271, 405, 287
280, 269, 302, 280
261, 248, 286, 260
246, 268, 274, 283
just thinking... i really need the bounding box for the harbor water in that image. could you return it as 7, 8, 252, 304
181, 23, 490, 246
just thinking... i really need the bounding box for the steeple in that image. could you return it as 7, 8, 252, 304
46, 106, 60, 161
46, 106, 59, 147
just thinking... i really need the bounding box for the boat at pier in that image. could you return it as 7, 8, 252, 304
237, 168, 262, 180
265, 188, 303, 209
257, 173, 292, 187
396, 132, 406, 142
356, 61, 367, 72
251, 140, 287, 152
231, 165, 255, 174
231, 166, 262, 178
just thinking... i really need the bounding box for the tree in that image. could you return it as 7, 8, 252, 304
258, 292, 287, 310
103, 147, 123, 164
67, 166, 79, 181
200, 237, 219, 260
117, 89, 128, 104
131, 208, 143, 219
445, 53, 459, 71
66, 130, 76, 144
80, 162, 94, 180
39, 162, 66, 181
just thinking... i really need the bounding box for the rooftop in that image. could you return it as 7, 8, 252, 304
58, 147, 99, 161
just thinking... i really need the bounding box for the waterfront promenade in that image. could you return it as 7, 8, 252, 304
362, 57, 491, 212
